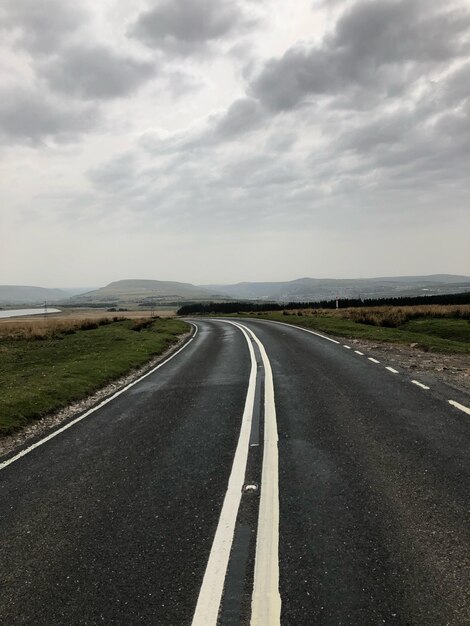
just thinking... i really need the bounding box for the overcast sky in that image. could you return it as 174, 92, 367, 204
1, 0, 469, 287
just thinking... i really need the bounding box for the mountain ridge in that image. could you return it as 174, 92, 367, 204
1, 275, 469, 306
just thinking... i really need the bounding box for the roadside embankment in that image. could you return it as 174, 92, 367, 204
0, 317, 189, 439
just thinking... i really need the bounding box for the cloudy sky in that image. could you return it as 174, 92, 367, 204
1, 0, 469, 287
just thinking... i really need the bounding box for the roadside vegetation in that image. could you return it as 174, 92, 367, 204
0, 317, 189, 436
179, 302, 470, 354
242, 306, 470, 354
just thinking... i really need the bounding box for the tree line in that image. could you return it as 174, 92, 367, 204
177, 291, 470, 315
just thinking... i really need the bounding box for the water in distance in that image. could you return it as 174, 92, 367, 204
0, 308, 61, 319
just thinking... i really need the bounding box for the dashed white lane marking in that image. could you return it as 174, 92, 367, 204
411, 380, 430, 390
368, 357, 380, 364
343, 345, 351, 349
448, 400, 470, 415
354, 350, 364, 356
0, 325, 199, 472
385, 367, 399, 374
192, 322, 257, 626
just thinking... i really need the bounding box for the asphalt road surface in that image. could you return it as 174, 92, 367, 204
1, 318, 469, 625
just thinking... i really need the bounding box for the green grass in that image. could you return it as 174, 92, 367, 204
226, 312, 470, 354
0, 318, 189, 436
400, 318, 470, 344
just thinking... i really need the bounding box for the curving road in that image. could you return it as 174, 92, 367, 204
0, 318, 469, 625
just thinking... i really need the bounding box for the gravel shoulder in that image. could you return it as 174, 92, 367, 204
350, 337, 470, 395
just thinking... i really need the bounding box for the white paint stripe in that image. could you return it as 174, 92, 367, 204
411, 380, 430, 390
343, 345, 351, 349
448, 400, 470, 415
260, 318, 340, 344
368, 357, 380, 364
386, 367, 399, 374
0, 324, 198, 472
232, 323, 281, 626
354, 350, 364, 356
191, 322, 257, 626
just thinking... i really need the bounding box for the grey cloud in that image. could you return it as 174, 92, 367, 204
441, 61, 470, 103
212, 97, 265, 139
88, 155, 138, 191
160, 69, 204, 98
131, 0, 256, 54
140, 97, 265, 156
221, 156, 300, 189
0, 87, 96, 144
336, 112, 415, 154
250, 0, 470, 111
333, 0, 470, 65
250, 47, 339, 111
1, 0, 87, 54
43, 45, 156, 100
326, 90, 470, 196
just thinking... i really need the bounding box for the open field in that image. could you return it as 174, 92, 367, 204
0, 317, 188, 436
0, 307, 177, 326
0, 308, 178, 341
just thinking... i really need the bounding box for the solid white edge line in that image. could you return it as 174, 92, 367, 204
0, 324, 199, 472
368, 357, 380, 364
411, 380, 430, 390
354, 350, 364, 355
260, 318, 340, 344
448, 400, 470, 415
385, 367, 399, 374
191, 321, 257, 626
233, 323, 281, 626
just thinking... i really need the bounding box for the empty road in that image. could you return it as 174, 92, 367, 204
1, 318, 469, 625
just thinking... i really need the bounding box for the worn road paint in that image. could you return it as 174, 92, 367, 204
411, 380, 430, 390
448, 400, 470, 416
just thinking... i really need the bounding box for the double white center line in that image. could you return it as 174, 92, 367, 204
191, 320, 281, 626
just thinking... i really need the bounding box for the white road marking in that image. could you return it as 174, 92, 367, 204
191, 322, 257, 626
343, 345, 351, 349
385, 367, 399, 374
0, 325, 199, 472
234, 323, 281, 626
261, 319, 340, 344
448, 400, 470, 415
368, 357, 380, 364
354, 350, 364, 356
411, 380, 430, 390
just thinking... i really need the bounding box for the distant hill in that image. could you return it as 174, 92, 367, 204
72, 279, 219, 304
202, 275, 470, 302
0, 285, 68, 306
3, 275, 469, 307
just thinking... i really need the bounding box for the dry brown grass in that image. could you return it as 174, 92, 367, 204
0, 317, 118, 339
294, 304, 470, 327
0, 308, 177, 339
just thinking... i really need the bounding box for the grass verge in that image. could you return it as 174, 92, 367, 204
223, 311, 470, 354
0, 317, 189, 436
